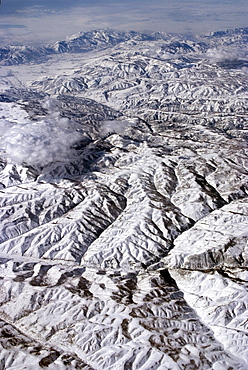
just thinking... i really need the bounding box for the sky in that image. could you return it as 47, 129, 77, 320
0, 0, 247, 46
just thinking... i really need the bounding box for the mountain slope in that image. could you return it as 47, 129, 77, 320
0, 28, 248, 369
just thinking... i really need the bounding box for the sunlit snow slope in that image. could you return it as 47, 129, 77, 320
0, 28, 248, 369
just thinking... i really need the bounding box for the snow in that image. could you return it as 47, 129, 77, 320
0, 28, 247, 369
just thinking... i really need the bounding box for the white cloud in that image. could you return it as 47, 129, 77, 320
0, 98, 82, 167
206, 48, 237, 61
100, 119, 136, 137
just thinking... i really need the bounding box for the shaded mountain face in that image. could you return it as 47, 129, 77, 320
0, 28, 247, 369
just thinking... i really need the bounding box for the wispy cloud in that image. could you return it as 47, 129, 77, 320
0, 25, 26, 29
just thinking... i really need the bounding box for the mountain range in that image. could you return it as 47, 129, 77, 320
0, 27, 247, 369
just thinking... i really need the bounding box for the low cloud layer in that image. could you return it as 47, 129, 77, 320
206, 48, 247, 62
0, 0, 248, 46
100, 119, 135, 137
0, 99, 82, 167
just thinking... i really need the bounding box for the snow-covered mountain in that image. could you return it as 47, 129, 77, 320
0, 28, 248, 369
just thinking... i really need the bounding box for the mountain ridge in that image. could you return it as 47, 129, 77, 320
0, 27, 247, 369
1, 27, 248, 66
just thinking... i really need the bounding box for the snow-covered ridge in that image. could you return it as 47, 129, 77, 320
0, 27, 247, 66
0, 28, 248, 369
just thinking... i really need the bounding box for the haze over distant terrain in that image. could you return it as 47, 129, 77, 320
0, 0, 248, 45
0, 0, 248, 369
